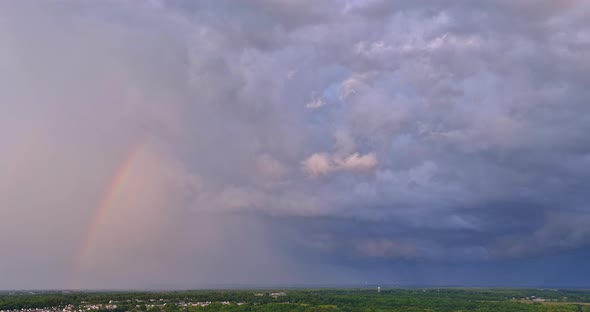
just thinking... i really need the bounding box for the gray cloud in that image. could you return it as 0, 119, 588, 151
1, 0, 590, 288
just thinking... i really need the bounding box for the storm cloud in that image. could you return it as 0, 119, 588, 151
1, 0, 590, 289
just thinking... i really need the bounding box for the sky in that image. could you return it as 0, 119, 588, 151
1, 0, 590, 290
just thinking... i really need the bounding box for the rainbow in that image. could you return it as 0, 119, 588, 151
68, 143, 144, 289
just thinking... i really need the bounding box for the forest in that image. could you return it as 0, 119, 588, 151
2, 289, 590, 312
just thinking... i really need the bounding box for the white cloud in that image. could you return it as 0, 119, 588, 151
306, 97, 326, 109
302, 153, 333, 177
336, 152, 378, 172
302, 152, 377, 177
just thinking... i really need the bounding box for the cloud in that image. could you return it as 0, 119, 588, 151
2, 0, 590, 288
256, 153, 288, 180
305, 97, 326, 109
302, 152, 377, 177
337, 152, 378, 172
302, 153, 333, 177
355, 239, 416, 259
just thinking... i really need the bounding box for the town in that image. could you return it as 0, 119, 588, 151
2, 289, 590, 312
0, 292, 289, 312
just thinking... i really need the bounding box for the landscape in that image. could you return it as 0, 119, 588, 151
2, 289, 590, 312
2, 0, 590, 311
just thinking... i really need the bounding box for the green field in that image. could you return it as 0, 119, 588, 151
2, 288, 590, 312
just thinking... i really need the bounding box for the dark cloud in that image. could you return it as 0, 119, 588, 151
1, 0, 590, 289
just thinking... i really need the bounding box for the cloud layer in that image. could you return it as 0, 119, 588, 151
1, 0, 590, 289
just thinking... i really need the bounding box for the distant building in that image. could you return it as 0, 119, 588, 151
270, 292, 286, 298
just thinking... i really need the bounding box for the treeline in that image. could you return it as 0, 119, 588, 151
2, 289, 590, 312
